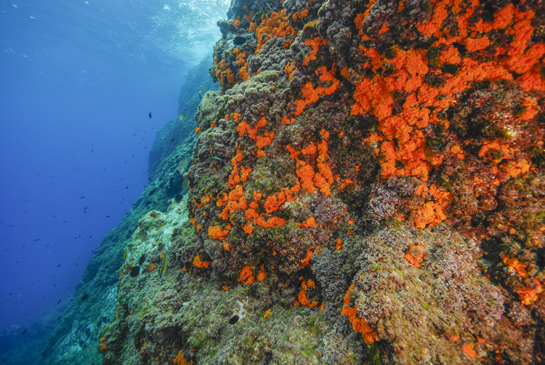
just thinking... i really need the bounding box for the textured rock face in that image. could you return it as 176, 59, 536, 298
100, 0, 545, 364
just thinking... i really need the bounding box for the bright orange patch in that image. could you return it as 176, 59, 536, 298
193, 254, 210, 268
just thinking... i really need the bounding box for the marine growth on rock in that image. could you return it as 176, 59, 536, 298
99, 0, 545, 364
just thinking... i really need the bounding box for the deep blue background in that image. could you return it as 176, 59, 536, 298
0, 0, 227, 329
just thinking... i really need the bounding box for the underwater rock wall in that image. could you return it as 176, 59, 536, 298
41, 59, 217, 365
100, 0, 545, 364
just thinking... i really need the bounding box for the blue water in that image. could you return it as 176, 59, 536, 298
0, 0, 228, 330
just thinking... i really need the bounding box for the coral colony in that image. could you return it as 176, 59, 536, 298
98, 0, 545, 364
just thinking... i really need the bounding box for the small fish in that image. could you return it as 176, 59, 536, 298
149, 112, 152, 119
271, 159, 283, 177
199, 93, 202, 99
209, 156, 225, 163
21, 330, 26, 336
160, 254, 169, 278
81, 295, 88, 301
178, 114, 187, 121
56, 299, 61, 304
33, 239, 40, 242
123, 247, 129, 260
178, 159, 188, 174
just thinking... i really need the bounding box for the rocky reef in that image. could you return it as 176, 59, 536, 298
97, 0, 545, 363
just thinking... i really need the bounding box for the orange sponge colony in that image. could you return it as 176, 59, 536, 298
341, 285, 378, 345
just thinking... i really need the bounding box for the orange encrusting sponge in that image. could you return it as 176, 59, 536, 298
341, 285, 378, 344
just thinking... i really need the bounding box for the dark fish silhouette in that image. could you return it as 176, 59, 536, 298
82, 295, 88, 301
57, 299, 61, 304
149, 112, 152, 119
21, 330, 26, 336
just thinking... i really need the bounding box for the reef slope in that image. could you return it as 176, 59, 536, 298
99, 0, 545, 364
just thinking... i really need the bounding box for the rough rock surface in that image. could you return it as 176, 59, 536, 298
97, 0, 545, 364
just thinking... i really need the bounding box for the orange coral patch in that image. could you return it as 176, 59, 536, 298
298, 279, 318, 308
238, 266, 255, 284
505, 253, 531, 275
257, 264, 267, 281
405, 244, 425, 268
208, 225, 231, 240
341, 285, 378, 344
294, 65, 339, 115
174, 351, 192, 365
518, 279, 543, 305
296, 217, 317, 228
462, 343, 477, 358
254, 9, 294, 55
336, 238, 343, 250
300, 249, 313, 267
319, 302, 325, 312
256, 131, 275, 149
193, 254, 210, 268
256, 216, 286, 228
465, 35, 490, 52
264, 192, 286, 213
